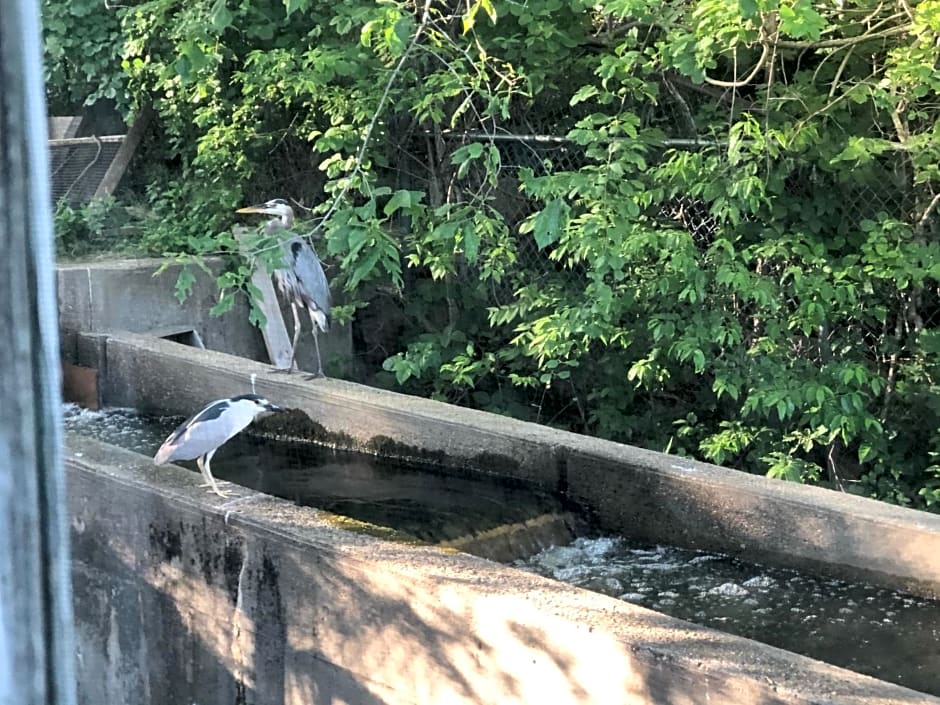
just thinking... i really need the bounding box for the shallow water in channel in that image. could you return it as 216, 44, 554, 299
516, 537, 940, 695
63, 404, 564, 543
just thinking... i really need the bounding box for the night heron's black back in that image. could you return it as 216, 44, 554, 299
154, 394, 279, 464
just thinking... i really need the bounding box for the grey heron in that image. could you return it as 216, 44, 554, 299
236, 198, 332, 378
154, 394, 284, 497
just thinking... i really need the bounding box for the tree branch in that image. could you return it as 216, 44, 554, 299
704, 42, 771, 88
776, 23, 911, 49
703, 17, 910, 90
916, 192, 940, 233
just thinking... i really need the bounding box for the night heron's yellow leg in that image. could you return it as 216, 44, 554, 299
197, 452, 229, 497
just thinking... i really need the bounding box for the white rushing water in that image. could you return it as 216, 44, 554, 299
515, 536, 940, 694
63, 403, 175, 455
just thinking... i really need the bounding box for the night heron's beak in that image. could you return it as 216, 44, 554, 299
265, 403, 286, 413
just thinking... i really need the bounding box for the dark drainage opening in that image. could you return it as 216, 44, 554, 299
150, 326, 205, 349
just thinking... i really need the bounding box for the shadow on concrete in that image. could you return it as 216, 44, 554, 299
71, 531, 248, 704
66, 437, 938, 705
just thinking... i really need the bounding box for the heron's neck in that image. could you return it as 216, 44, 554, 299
265, 213, 293, 233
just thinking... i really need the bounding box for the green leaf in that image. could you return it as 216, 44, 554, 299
778, 0, 826, 40
529, 199, 567, 249
463, 225, 480, 264
174, 266, 196, 303
384, 189, 424, 216
390, 16, 413, 56
345, 228, 371, 258
210, 291, 236, 316
210, 0, 233, 31
284, 0, 308, 17
738, 0, 759, 19
385, 20, 407, 56
384, 190, 411, 216
570, 85, 600, 106
452, 143, 485, 179
246, 282, 267, 328
462, 0, 497, 34
348, 245, 383, 289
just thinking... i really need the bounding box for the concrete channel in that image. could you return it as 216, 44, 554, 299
62, 330, 940, 705
58, 260, 940, 704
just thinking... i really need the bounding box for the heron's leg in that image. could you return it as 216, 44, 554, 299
197, 450, 229, 497
195, 454, 212, 485
270, 300, 302, 374
289, 301, 303, 371
304, 307, 326, 379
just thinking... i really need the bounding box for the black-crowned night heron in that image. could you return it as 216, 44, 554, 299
236, 198, 332, 378
154, 394, 284, 497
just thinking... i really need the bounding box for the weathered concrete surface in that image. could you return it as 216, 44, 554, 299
65, 433, 940, 705
88, 330, 940, 599
57, 258, 352, 376
95, 330, 566, 486
563, 438, 940, 600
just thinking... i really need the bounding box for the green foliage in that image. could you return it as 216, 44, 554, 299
42, 0, 940, 509
42, 0, 125, 112
53, 197, 137, 259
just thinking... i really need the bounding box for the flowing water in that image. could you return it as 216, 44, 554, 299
516, 536, 940, 695
65, 404, 940, 694
63, 404, 572, 549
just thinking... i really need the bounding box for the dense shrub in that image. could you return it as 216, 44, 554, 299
43, 0, 940, 507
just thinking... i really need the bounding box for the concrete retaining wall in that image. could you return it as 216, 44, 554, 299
87, 329, 940, 601
66, 433, 939, 705
57, 258, 352, 376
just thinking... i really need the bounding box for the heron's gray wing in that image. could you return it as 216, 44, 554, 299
287, 236, 332, 328
162, 399, 228, 445
157, 399, 242, 462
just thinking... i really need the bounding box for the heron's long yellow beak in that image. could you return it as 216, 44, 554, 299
235, 205, 267, 214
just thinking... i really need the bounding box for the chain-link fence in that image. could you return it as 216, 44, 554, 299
377, 96, 940, 382
49, 134, 126, 207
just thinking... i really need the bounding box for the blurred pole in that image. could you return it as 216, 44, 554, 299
0, 0, 77, 704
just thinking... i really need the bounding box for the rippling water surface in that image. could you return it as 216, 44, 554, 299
63, 404, 566, 545
516, 536, 940, 694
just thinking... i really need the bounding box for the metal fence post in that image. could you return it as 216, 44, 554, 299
0, 0, 78, 704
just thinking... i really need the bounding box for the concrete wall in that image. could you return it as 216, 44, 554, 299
56, 261, 940, 702
87, 330, 940, 601
66, 433, 939, 705
57, 258, 352, 376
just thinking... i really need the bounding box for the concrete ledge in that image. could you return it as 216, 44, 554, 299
563, 436, 940, 598
58, 258, 267, 362
65, 434, 940, 705
88, 330, 940, 599
95, 330, 568, 487
57, 258, 352, 376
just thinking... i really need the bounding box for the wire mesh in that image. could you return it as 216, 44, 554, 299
373, 91, 940, 416
48, 135, 124, 207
